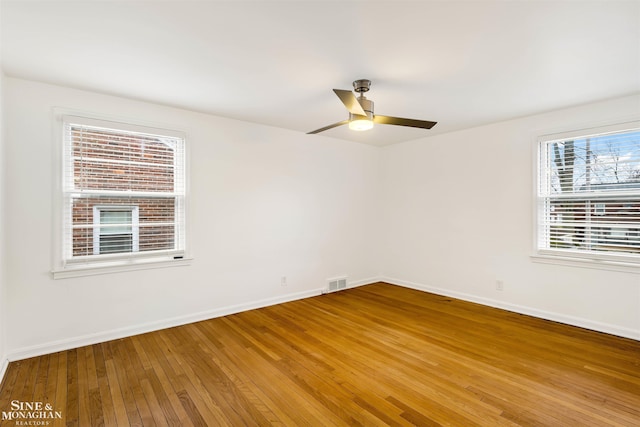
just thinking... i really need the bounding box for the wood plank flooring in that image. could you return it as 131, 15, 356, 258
1, 282, 639, 426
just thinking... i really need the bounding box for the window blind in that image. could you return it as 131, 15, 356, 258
537, 125, 640, 262
62, 117, 186, 264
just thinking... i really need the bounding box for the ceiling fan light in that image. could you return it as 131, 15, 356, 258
349, 118, 374, 131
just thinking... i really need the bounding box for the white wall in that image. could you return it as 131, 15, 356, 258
0, 42, 7, 378
380, 94, 640, 339
3, 77, 381, 358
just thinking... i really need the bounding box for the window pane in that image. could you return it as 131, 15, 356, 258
71, 196, 176, 256
546, 197, 640, 254
100, 210, 132, 234
71, 127, 176, 193
545, 131, 640, 195
99, 233, 133, 254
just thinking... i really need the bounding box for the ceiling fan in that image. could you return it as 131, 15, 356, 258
307, 79, 437, 134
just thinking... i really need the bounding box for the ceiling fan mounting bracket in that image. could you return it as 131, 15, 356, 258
353, 79, 371, 94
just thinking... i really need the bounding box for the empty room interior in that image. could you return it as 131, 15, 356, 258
0, 1, 639, 426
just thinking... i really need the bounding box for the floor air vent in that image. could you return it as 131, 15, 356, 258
327, 277, 347, 293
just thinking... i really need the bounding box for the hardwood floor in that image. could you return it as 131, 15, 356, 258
1, 282, 639, 426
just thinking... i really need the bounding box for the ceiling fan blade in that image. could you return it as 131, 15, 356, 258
307, 120, 349, 134
373, 115, 437, 130
333, 89, 367, 116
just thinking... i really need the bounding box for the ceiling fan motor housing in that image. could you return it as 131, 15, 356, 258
352, 79, 374, 119
350, 96, 374, 121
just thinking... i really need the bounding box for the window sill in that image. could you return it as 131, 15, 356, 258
52, 256, 193, 279
531, 253, 640, 274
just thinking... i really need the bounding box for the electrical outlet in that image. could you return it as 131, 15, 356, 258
281, 276, 287, 286
496, 280, 504, 291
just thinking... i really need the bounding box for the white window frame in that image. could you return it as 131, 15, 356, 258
532, 120, 640, 273
52, 110, 191, 279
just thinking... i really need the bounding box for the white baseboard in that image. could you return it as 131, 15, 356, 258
382, 276, 640, 341
348, 276, 383, 289
8, 287, 321, 361
7, 277, 383, 362
0, 356, 8, 386
7, 275, 634, 366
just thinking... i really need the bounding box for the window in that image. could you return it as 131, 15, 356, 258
93, 206, 139, 255
536, 122, 640, 266
593, 203, 605, 216
57, 115, 187, 275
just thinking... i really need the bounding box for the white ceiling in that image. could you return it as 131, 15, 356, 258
2, 1, 639, 146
